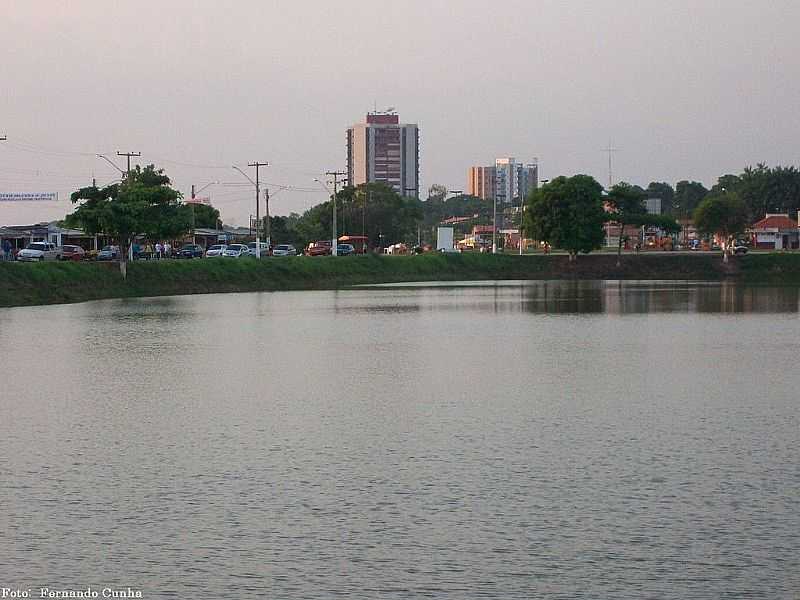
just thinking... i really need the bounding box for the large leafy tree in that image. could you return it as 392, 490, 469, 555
189, 203, 221, 229
606, 182, 681, 265
645, 182, 675, 214
67, 164, 189, 276
606, 182, 648, 266
283, 182, 423, 250
674, 181, 709, 219
693, 191, 748, 262
426, 184, 448, 203
735, 164, 800, 222
523, 175, 606, 261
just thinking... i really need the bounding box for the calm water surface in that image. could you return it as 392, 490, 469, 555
1, 281, 798, 599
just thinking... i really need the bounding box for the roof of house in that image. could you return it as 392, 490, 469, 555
751, 214, 798, 231
473, 225, 495, 234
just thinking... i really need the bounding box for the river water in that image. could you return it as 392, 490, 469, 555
1, 281, 798, 599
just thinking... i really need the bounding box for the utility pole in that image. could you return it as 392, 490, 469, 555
248, 162, 268, 258
326, 170, 346, 256
264, 187, 270, 251
116, 151, 140, 262
492, 193, 498, 254
116, 151, 141, 177
601, 143, 618, 190
190, 184, 197, 244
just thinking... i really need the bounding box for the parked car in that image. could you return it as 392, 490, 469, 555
336, 243, 355, 256
247, 241, 271, 257
733, 243, 749, 255
272, 244, 297, 256
61, 245, 86, 261
96, 245, 120, 261
222, 244, 249, 258
17, 242, 61, 262
178, 244, 204, 259
306, 240, 332, 256
205, 244, 227, 257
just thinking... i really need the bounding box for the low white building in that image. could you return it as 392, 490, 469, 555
750, 214, 800, 250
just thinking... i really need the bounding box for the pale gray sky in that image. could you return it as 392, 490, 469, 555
2, 0, 799, 225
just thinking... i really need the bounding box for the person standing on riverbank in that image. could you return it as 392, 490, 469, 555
2, 239, 11, 261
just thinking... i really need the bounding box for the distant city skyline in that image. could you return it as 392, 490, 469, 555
2, 1, 800, 226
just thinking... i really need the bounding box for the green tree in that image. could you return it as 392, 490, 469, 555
607, 182, 682, 265
190, 203, 221, 229
523, 175, 606, 261
735, 164, 800, 222
427, 184, 448, 203
693, 191, 748, 262
645, 182, 675, 214
606, 182, 648, 266
289, 182, 423, 250
674, 180, 709, 219
67, 165, 189, 277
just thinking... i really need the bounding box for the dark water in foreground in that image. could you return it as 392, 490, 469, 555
1, 281, 798, 599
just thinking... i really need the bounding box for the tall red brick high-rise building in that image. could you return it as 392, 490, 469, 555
346, 111, 420, 198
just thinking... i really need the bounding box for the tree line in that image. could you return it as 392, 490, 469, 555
65, 162, 799, 272
633, 164, 800, 223
523, 162, 800, 262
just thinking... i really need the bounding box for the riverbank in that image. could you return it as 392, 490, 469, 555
2, 252, 800, 307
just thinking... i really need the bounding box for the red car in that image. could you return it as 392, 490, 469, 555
305, 240, 332, 256
61, 245, 86, 261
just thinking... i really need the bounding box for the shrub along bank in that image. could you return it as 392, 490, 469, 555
1, 252, 800, 308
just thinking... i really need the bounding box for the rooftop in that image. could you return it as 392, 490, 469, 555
751, 214, 798, 230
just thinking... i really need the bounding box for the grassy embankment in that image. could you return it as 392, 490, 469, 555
2, 252, 800, 307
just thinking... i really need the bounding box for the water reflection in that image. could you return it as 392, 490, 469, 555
363, 281, 800, 315
2, 282, 799, 599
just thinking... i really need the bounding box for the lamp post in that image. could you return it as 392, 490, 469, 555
190, 181, 218, 244
233, 164, 267, 258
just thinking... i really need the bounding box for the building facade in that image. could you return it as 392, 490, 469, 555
467, 166, 496, 201
346, 112, 420, 198
466, 158, 538, 204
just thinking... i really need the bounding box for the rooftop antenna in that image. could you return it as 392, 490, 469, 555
601, 142, 618, 190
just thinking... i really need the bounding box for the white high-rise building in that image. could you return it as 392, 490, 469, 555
494, 158, 538, 205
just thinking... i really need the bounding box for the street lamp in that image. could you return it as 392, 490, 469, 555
189, 181, 219, 244
96, 154, 125, 176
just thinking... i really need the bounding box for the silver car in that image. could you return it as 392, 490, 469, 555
272, 244, 297, 256
222, 244, 249, 258
205, 244, 227, 257
247, 242, 271, 257
17, 242, 61, 262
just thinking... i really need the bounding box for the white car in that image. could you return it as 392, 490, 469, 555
247, 242, 271, 257
222, 244, 249, 258
205, 244, 227, 257
17, 242, 61, 262
272, 244, 297, 256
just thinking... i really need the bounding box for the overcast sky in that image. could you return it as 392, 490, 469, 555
2, 0, 799, 226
